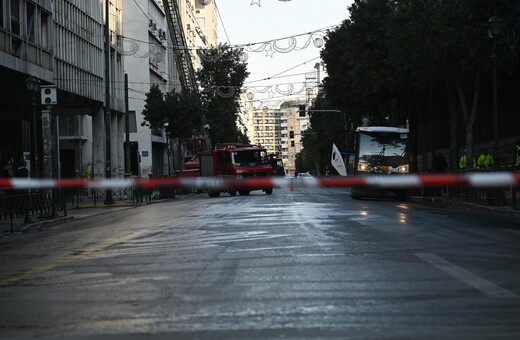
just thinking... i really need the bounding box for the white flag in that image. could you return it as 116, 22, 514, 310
331, 143, 347, 176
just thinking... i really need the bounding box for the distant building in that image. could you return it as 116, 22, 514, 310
251, 108, 282, 156
281, 106, 310, 175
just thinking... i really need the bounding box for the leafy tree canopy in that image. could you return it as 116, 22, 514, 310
197, 44, 250, 144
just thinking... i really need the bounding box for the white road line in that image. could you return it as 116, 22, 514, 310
415, 252, 518, 298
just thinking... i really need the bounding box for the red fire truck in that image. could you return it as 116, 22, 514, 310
200, 143, 275, 197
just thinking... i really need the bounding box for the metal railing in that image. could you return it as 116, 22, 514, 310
0, 190, 66, 232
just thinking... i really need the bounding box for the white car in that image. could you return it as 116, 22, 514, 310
297, 173, 314, 180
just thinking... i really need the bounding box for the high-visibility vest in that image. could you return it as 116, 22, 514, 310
477, 153, 494, 168
459, 155, 476, 169
459, 155, 467, 169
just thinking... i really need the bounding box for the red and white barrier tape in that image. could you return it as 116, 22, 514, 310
0, 172, 519, 190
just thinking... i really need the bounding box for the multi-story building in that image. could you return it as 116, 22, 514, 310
178, 0, 217, 69
0, 0, 125, 180
251, 108, 282, 156
123, 0, 177, 178
281, 106, 310, 175
123, 0, 217, 177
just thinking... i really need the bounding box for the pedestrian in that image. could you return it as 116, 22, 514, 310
515, 139, 520, 167
477, 149, 494, 169
431, 151, 448, 173
459, 150, 475, 170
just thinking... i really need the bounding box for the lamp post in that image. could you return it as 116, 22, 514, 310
104, 0, 114, 204
489, 15, 504, 168
25, 76, 40, 178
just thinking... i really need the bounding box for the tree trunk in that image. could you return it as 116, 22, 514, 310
454, 65, 481, 169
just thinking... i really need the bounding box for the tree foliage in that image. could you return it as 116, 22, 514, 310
141, 85, 166, 129
305, 0, 520, 171
197, 44, 250, 144
164, 90, 204, 145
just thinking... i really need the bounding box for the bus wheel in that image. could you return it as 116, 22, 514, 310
208, 190, 220, 198
351, 189, 362, 200
395, 190, 409, 201
265, 189, 273, 195
229, 190, 237, 196
239, 190, 250, 196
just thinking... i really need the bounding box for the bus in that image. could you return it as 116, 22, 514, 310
351, 126, 410, 200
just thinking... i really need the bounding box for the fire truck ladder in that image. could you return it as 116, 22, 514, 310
162, 0, 197, 92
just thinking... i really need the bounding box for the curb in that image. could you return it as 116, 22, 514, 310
411, 196, 520, 217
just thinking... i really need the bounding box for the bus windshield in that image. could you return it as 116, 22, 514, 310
358, 131, 408, 166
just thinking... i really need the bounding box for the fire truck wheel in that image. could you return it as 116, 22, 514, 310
265, 189, 273, 195
238, 190, 250, 196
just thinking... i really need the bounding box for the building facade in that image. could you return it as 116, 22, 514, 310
123, 0, 217, 177
251, 108, 282, 156
0, 0, 125, 180
281, 106, 310, 175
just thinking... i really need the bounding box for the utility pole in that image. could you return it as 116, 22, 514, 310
104, 0, 114, 204
124, 73, 131, 174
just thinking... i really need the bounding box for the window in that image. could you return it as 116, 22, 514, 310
41, 11, 49, 48
27, 2, 36, 43
59, 115, 84, 137
10, 0, 20, 35
0, 0, 4, 28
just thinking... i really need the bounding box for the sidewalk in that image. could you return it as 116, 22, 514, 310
0, 192, 184, 238
411, 191, 520, 217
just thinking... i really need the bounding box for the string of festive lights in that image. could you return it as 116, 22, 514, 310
249, 0, 294, 7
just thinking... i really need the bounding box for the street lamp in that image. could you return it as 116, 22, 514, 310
25, 76, 40, 178
488, 15, 504, 167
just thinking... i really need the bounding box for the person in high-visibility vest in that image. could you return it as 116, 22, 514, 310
515, 141, 520, 166
477, 149, 494, 169
459, 151, 475, 170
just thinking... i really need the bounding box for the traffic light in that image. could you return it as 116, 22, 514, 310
298, 104, 306, 117
40, 85, 57, 105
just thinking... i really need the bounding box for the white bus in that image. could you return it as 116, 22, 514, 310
351, 126, 411, 200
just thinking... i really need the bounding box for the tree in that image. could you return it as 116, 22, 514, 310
163, 90, 204, 173
141, 85, 166, 129
197, 44, 249, 144
317, 0, 520, 172
164, 90, 203, 143
280, 100, 296, 109
298, 93, 346, 174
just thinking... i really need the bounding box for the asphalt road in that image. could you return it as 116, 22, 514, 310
1, 185, 519, 339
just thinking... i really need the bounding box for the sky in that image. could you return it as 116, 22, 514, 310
214, 0, 354, 109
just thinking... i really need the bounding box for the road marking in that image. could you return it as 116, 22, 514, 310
415, 252, 518, 298
0, 232, 141, 287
